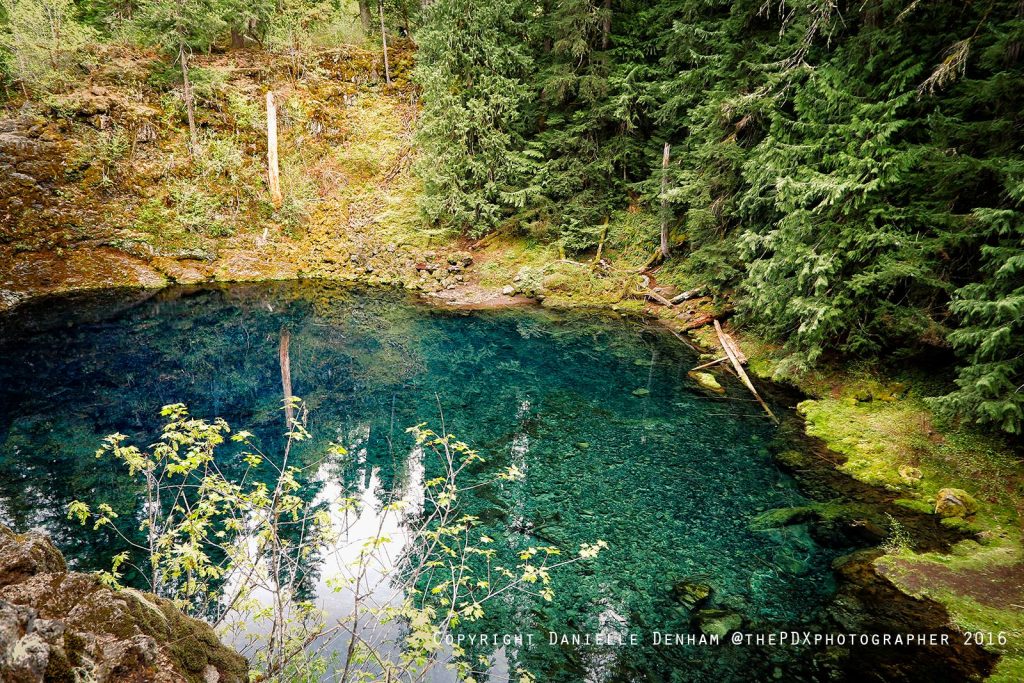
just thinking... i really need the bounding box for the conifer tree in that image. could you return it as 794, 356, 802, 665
939, 202, 1024, 434
414, 0, 535, 235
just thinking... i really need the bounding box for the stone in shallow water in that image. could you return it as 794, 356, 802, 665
672, 580, 712, 608
693, 608, 743, 637
690, 371, 724, 393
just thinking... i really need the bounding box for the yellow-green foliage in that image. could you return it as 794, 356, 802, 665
798, 390, 1021, 521
0, 0, 94, 92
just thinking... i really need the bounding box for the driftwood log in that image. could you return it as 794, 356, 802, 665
714, 320, 778, 424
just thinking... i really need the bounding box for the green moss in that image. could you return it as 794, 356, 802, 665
892, 498, 934, 515
751, 506, 816, 529
751, 501, 872, 530
690, 371, 724, 393
989, 655, 1024, 683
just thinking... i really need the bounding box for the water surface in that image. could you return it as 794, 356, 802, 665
0, 282, 844, 681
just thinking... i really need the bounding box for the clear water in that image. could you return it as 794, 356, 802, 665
0, 282, 845, 681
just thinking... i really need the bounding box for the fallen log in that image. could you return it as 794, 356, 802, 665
671, 288, 706, 305
679, 314, 714, 331
714, 320, 778, 424
716, 321, 748, 364
691, 356, 727, 371
645, 290, 675, 307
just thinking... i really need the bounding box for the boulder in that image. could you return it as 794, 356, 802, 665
0, 526, 247, 683
934, 488, 978, 518
0, 528, 66, 586
690, 371, 725, 394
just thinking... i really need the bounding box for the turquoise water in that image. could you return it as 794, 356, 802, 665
0, 282, 844, 681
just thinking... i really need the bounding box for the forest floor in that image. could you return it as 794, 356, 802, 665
1, 43, 1022, 681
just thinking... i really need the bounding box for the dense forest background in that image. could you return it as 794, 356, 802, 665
1, 0, 1022, 436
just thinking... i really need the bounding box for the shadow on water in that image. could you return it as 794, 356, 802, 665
0, 281, 995, 682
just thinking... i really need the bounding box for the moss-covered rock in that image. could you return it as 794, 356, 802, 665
672, 581, 712, 609
0, 525, 247, 683
689, 371, 725, 393
934, 488, 979, 518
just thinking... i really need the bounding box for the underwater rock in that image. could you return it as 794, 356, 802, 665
0, 525, 247, 683
692, 608, 742, 637
672, 581, 712, 609
933, 488, 978, 518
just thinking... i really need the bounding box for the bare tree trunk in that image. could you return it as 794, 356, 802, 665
180, 42, 197, 154
266, 92, 283, 208
379, 0, 391, 84
280, 326, 293, 426
358, 0, 373, 33
602, 0, 612, 49
659, 142, 671, 258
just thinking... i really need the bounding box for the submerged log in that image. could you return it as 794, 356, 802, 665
714, 319, 777, 424
280, 326, 294, 426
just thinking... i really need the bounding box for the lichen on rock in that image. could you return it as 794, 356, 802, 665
0, 525, 247, 683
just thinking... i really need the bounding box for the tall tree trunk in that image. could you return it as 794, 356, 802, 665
180, 42, 197, 154
379, 0, 391, 84
602, 0, 612, 49
358, 0, 373, 32
266, 92, 283, 208
660, 142, 671, 258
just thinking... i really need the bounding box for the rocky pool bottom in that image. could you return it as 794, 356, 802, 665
0, 282, 998, 682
